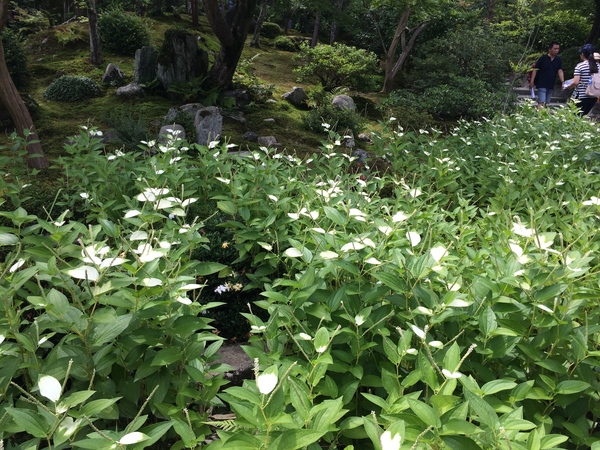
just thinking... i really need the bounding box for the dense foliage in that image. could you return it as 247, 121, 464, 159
43, 76, 101, 102
294, 42, 379, 91
1, 29, 28, 89
98, 9, 151, 56
1, 105, 600, 448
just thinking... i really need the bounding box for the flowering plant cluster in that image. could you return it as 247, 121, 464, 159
1, 105, 600, 449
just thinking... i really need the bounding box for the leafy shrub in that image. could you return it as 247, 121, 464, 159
534, 10, 589, 52
53, 21, 89, 47
98, 9, 150, 55
8, 6, 49, 33
102, 105, 151, 150
1, 29, 28, 89
274, 35, 297, 52
378, 89, 435, 130
44, 75, 102, 102
303, 103, 364, 135
294, 42, 379, 91
260, 21, 281, 39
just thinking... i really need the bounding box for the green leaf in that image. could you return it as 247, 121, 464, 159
132, 422, 173, 450
533, 284, 567, 303
441, 436, 483, 450
479, 307, 497, 336
6, 408, 48, 438
361, 393, 390, 411
273, 430, 326, 450
407, 398, 441, 429
323, 206, 347, 226
98, 218, 118, 238
46, 288, 70, 315
60, 390, 96, 409
373, 272, 407, 293
217, 201, 236, 216
555, 380, 590, 395
79, 397, 121, 417
0, 232, 19, 245
313, 327, 330, 354
464, 389, 499, 431
151, 347, 183, 366
481, 379, 517, 396
443, 342, 461, 372
89, 314, 132, 347
540, 434, 568, 449
196, 262, 228, 276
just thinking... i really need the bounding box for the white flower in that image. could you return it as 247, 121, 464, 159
38, 375, 62, 402
216, 177, 231, 184
341, 242, 366, 252
315, 345, 328, 353
142, 278, 162, 287
409, 324, 426, 339
268, 195, 278, 202
392, 211, 408, 222
429, 340, 444, 349
405, 348, 418, 355
0, 335, 5, 344
320, 251, 339, 260
447, 298, 470, 307
583, 196, 600, 206
284, 247, 303, 258
378, 226, 393, 235
256, 373, 278, 395
359, 237, 376, 248
512, 222, 534, 237
214, 284, 228, 294
442, 369, 463, 379
406, 231, 421, 247
130, 230, 149, 241
349, 208, 366, 217
380, 430, 401, 450
536, 304, 553, 313
430, 245, 448, 262
134, 244, 163, 262
118, 432, 147, 445
175, 296, 192, 305
67, 266, 100, 282
408, 188, 422, 198
415, 306, 433, 315
124, 210, 141, 218
9, 259, 25, 273
355, 315, 365, 326
298, 333, 312, 340
79, 192, 90, 199
365, 257, 382, 265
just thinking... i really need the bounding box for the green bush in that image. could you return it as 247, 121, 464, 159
378, 90, 435, 130
303, 103, 364, 135
102, 105, 151, 150
1, 29, 28, 89
294, 42, 379, 91
260, 21, 281, 39
274, 36, 297, 52
98, 9, 150, 55
44, 75, 102, 102
534, 10, 590, 52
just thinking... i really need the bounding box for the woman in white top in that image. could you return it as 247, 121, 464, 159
565, 43, 600, 115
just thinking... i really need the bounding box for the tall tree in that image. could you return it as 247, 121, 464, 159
86, 0, 102, 66
250, 0, 269, 48
0, 0, 48, 169
203, 0, 259, 90
587, 0, 600, 43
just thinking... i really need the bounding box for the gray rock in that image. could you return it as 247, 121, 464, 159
242, 131, 259, 142
157, 32, 208, 90
282, 86, 308, 106
358, 132, 373, 144
116, 83, 145, 98
353, 149, 369, 165
343, 131, 355, 148
164, 103, 205, 123
257, 136, 278, 147
332, 94, 355, 110
158, 124, 186, 144
102, 63, 125, 85
221, 110, 246, 125
134, 46, 158, 84
194, 106, 222, 145
222, 89, 250, 107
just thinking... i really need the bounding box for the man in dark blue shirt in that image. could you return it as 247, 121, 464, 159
529, 42, 565, 108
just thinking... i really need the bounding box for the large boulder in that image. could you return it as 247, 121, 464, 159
102, 63, 125, 85
134, 46, 158, 84
332, 94, 355, 111
282, 86, 308, 107
194, 106, 222, 145
116, 83, 145, 99
157, 30, 209, 90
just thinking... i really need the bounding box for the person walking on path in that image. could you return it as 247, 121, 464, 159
529, 42, 565, 108
564, 43, 600, 116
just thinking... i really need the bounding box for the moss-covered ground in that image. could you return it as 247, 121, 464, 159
0, 12, 386, 160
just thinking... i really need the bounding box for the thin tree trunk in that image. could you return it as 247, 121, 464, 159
310, 11, 320, 47
191, 0, 198, 27
87, 0, 102, 66
587, 0, 600, 43
250, 0, 268, 48
0, 19, 48, 168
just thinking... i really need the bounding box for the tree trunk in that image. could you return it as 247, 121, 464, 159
87, 0, 102, 66
487, 0, 495, 21
381, 8, 429, 94
0, 0, 47, 169
329, 0, 346, 44
587, 0, 600, 43
203, 0, 258, 90
250, 0, 268, 48
310, 11, 320, 47
191, 0, 198, 27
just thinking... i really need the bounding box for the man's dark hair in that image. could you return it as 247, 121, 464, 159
548, 41, 560, 50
